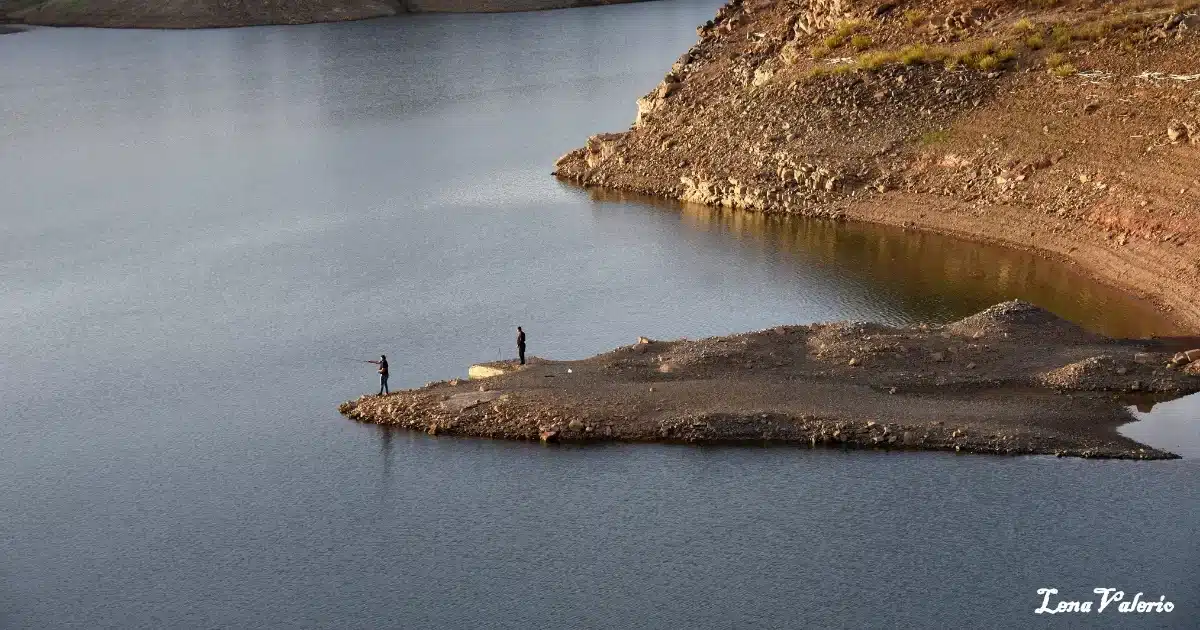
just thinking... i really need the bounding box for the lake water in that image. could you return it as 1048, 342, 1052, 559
1, 3, 1196, 628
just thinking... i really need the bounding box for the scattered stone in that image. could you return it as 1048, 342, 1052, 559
1167, 120, 1190, 143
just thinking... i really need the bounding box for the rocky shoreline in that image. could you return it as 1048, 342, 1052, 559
341, 302, 1200, 459
553, 0, 1200, 330
0, 0, 648, 29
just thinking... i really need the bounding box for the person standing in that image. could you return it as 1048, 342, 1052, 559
367, 354, 389, 395
516, 327, 526, 365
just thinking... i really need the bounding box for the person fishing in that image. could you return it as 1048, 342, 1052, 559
367, 354, 389, 395
517, 326, 526, 365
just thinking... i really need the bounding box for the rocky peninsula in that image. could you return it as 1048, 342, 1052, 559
341, 302, 1200, 459
0, 0, 645, 28
553, 0, 1200, 330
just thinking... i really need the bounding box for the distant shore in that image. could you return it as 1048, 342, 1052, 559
0, 0, 649, 29
341, 302, 1200, 460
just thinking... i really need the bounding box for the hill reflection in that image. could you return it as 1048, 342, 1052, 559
585, 188, 1181, 339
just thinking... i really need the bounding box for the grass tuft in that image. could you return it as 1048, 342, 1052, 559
1051, 62, 1077, 77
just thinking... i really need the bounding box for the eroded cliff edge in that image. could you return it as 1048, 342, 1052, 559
554, 0, 1200, 330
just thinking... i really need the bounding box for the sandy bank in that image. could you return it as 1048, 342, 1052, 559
552, 0, 1200, 331
341, 302, 1200, 459
1, 0, 648, 28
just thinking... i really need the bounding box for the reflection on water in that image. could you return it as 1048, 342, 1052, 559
1125, 393, 1200, 458
587, 188, 1183, 338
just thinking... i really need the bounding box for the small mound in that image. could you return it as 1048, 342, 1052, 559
806, 321, 904, 361
946, 300, 1097, 342
1038, 355, 1123, 390
1040, 353, 1200, 392
658, 337, 749, 370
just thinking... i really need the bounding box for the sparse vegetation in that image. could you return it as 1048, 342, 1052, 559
900, 44, 933, 65
952, 39, 1006, 70
807, 36, 1016, 78
800, 2, 1194, 81
919, 129, 951, 145
855, 52, 891, 70
821, 18, 867, 51
1045, 52, 1077, 77
1051, 25, 1074, 50
1052, 62, 1078, 77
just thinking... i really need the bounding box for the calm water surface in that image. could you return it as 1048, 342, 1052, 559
1, 3, 1196, 628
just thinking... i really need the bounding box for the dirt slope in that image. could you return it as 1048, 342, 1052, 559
554, 0, 1200, 329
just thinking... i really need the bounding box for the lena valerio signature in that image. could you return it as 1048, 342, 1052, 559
1035, 588, 1175, 615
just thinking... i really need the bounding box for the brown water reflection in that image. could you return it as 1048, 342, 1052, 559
586, 189, 1182, 338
